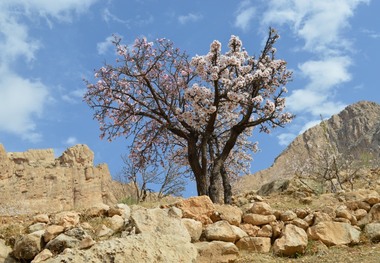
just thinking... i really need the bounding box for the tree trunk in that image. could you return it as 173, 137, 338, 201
221, 166, 232, 204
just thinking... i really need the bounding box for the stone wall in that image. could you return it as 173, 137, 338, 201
0, 144, 117, 215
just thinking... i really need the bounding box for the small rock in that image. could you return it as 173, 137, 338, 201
364, 223, 380, 243
79, 236, 96, 249
13, 234, 41, 261
182, 218, 203, 242
243, 214, 276, 226
240, 224, 260, 237
31, 249, 53, 263
44, 225, 65, 243
33, 214, 50, 224
236, 236, 271, 253
45, 233, 79, 254
249, 202, 273, 215
195, 241, 239, 263
257, 224, 272, 238
280, 210, 297, 221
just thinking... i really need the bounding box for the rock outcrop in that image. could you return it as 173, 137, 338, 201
2, 190, 380, 262
236, 101, 380, 192
0, 144, 117, 215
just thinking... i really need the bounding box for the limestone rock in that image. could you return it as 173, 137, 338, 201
0, 239, 12, 262
195, 241, 239, 263
45, 233, 197, 263
236, 101, 380, 192
13, 234, 41, 261
273, 224, 308, 257
204, 220, 237, 242
0, 144, 117, 215
131, 207, 191, 242
257, 224, 272, 238
44, 225, 65, 243
307, 221, 360, 246
78, 236, 96, 249
236, 236, 271, 253
358, 203, 380, 226
175, 195, 215, 225
33, 214, 50, 224
51, 211, 80, 229
31, 249, 53, 263
213, 204, 243, 226
243, 213, 276, 226
248, 202, 273, 215
45, 234, 80, 254
240, 224, 260, 237
182, 218, 203, 242
364, 223, 380, 242
280, 210, 297, 221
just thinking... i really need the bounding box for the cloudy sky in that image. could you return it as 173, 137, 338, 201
0, 0, 378, 196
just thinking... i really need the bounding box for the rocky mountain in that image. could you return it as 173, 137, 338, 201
235, 100, 380, 193
0, 144, 118, 215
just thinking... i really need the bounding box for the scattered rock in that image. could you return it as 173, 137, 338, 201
31, 249, 53, 263
273, 224, 308, 257
195, 241, 239, 263
13, 234, 41, 261
307, 221, 360, 246
364, 223, 380, 243
175, 195, 215, 225
236, 236, 271, 253
204, 220, 237, 242
243, 213, 276, 226
182, 218, 203, 242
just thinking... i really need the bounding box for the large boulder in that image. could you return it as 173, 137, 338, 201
273, 224, 308, 257
204, 221, 238, 242
307, 222, 360, 246
213, 204, 243, 226
45, 233, 197, 263
175, 195, 215, 225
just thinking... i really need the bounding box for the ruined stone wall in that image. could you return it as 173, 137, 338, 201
0, 144, 117, 215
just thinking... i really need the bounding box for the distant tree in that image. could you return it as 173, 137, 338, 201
120, 155, 185, 203
84, 28, 293, 204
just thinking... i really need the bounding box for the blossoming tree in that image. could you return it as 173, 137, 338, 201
84, 28, 293, 204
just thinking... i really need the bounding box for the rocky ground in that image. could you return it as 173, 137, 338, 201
2, 169, 380, 262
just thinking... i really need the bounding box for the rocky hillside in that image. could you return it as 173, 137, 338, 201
235, 101, 380, 192
2, 188, 380, 262
0, 144, 118, 215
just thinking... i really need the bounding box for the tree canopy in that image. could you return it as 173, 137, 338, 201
84, 28, 293, 203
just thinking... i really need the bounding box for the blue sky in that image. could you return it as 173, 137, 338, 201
0, 0, 379, 196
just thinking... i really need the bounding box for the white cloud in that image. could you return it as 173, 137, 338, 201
277, 133, 296, 146
62, 88, 86, 103
102, 8, 129, 25
178, 13, 202, 25
262, 0, 369, 53
97, 35, 115, 55
0, 0, 98, 142
259, 0, 368, 144
64, 136, 79, 146
234, 1, 256, 31
0, 68, 49, 142
0, 0, 99, 23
